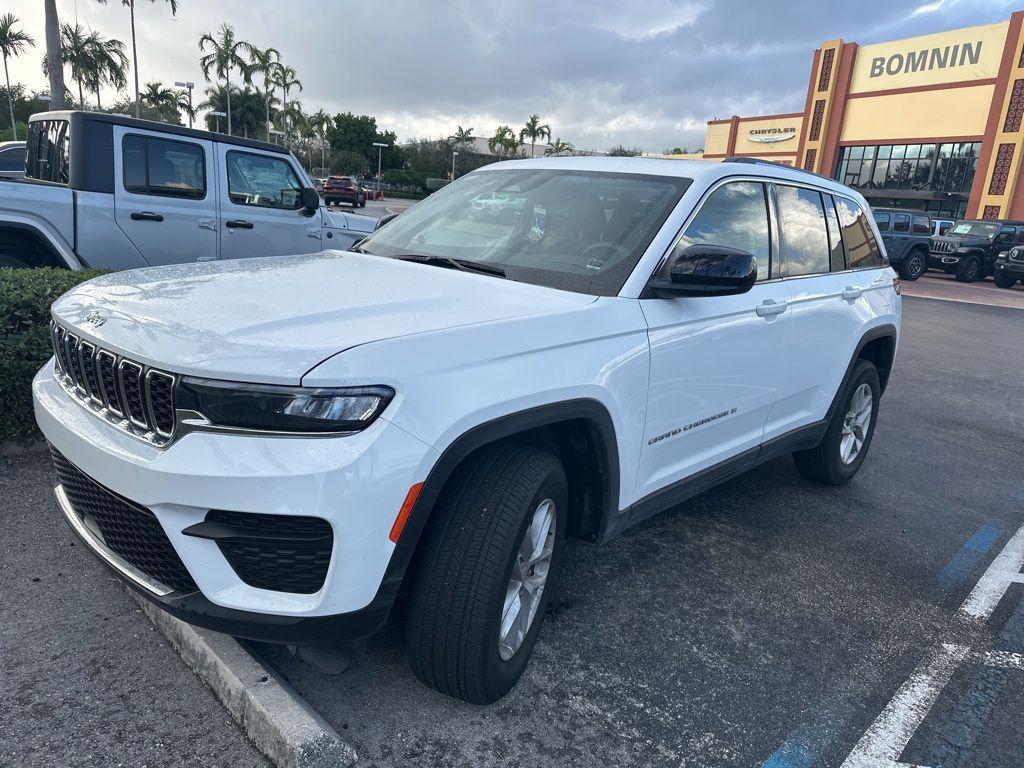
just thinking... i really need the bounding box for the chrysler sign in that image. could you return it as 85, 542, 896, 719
748, 127, 797, 144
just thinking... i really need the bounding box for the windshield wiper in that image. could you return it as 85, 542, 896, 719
393, 254, 506, 278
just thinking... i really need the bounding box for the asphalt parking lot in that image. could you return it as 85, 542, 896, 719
3, 291, 1022, 768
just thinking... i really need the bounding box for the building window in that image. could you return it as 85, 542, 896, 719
834, 141, 981, 197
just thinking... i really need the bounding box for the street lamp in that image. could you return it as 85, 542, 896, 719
372, 141, 387, 198
451, 150, 459, 181
208, 110, 226, 134
174, 80, 194, 128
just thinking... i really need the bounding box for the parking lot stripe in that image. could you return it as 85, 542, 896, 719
958, 524, 1024, 621
839, 643, 970, 768
935, 522, 1002, 591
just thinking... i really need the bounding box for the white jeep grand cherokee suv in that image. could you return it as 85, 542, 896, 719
34, 157, 900, 703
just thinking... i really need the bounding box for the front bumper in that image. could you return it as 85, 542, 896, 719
929, 252, 961, 268
34, 363, 437, 642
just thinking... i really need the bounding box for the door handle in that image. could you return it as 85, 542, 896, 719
130, 211, 163, 222
306, 228, 323, 240
198, 218, 217, 231
755, 299, 788, 317
225, 220, 254, 229
841, 286, 863, 301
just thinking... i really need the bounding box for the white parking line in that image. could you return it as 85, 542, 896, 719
839, 522, 1024, 768
958, 524, 1024, 620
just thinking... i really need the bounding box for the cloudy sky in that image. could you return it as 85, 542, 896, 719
4, 0, 1017, 151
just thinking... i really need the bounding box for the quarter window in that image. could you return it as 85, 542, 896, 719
25, 119, 70, 184
676, 181, 771, 280
226, 151, 303, 210
835, 197, 886, 269
775, 184, 830, 277
123, 135, 205, 198
824, 194, 846, 272
893, 213, 910, 233
874, 211, 891, 232
912, 214, 930, 234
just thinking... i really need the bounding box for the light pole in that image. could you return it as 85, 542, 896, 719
372, 141, 387, 198
208, 110, 226, 134
174, 80, 194, 128
451, 150, 459, 181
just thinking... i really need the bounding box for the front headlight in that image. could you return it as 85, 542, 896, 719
177, 378, 394, 433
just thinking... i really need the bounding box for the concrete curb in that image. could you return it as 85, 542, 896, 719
131, 593, 357, 768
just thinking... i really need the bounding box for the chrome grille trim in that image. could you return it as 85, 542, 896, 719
50, 320, 177, 447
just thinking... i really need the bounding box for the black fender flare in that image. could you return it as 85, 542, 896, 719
824, 324, 898, 424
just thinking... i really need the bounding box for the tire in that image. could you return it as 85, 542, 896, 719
0, 253, 30, 268
406, 442, 568, 704
793, 359, 881, 485
898, 249, 928, 281
955, 255, 980, 283
994, 270, 1018, 289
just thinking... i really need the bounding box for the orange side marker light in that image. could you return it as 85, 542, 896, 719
389, 482, 423, 543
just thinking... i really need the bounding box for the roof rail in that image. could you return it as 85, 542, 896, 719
723, 156, 835, 184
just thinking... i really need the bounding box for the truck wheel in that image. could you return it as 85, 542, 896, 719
793, 359, 880, 486
406, 443, 567, 704
994, 270, 1018, 289
898, 249, 928, 281
955, 256, 980, 283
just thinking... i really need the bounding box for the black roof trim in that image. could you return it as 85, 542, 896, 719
28, 110, 291, 155
723, 156, 838, 185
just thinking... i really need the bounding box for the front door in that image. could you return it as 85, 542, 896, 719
216, 145, 323, 261
113, 126, 218, 266
635, 179, 791, 501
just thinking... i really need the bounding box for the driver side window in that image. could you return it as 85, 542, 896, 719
226, 151, 302, 210
675, 181, 771, 280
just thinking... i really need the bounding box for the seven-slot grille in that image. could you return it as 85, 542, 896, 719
930, 240, 957, 254
50, 321, 177, 445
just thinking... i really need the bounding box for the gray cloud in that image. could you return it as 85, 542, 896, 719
5, 0, 1016, 151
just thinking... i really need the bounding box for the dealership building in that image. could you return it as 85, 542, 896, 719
702, 12, 1024, 221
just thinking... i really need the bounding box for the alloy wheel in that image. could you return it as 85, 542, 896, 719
498, 498, 556, 661
840, 383, 873, 465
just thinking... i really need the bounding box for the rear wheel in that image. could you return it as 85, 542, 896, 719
955, 255, 980, 283
994, 270, 1018, 289
406, 443, 567, 704
898, 249, 928, 281
793, 360, 880, 485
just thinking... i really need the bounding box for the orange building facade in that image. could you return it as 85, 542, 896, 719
702, 12, 1024, 221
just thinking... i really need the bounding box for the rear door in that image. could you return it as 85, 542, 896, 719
874, 211, 892, 256
216, 145, 323, 260
113, 126, 218, 266
888, 212, 912, 263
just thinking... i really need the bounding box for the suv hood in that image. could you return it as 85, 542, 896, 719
52, 251, 595, 384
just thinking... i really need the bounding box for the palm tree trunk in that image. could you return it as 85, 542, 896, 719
3, 57, 16, 141
77, 77, 84, 109
281, 87, 288, 139
226, 72, 233, 136
265, 91, 271, 141
531, 140, 535, 158
320, 139, 325, 171
95, 87, 102, 110
129, 0, 140, 118
44, 0, 65, 110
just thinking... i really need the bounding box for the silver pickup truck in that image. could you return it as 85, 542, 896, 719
0, 111, 376, 269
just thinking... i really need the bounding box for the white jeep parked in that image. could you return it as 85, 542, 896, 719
35, 156, 900, 703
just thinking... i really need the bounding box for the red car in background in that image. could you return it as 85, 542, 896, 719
323, 176, 366, 207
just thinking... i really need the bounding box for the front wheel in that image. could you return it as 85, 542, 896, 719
955, 256, 980, 283
899, 249, 928, 281
994, 270, 1018, 289
406, 443, 567, 704
793, 360, 881, 485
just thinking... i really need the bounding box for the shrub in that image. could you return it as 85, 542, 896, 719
0, 268, 107, 443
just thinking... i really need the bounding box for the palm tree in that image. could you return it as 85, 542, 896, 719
488, 125, 520, 158
44, 0, 65, 109
520, 114, 551, 158
95, 0, 178, 118
141, 81, 178, 122
84, 32, 128, 110
545, 137, 573, 157
451, 124, 474, 149
198, 24, 254, 136
176, 90, 197, 127
310, 108, 331, 171
44, 24, 92, 108
0, 14, 34, 140
248, 45, 280, 141
271, 63, 301, 137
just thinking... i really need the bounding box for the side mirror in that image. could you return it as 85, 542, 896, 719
300, 186, 320, 215
649, 244, 758, 298
375, 212, 399, 231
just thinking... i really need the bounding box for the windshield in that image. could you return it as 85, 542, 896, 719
949, 221, 999, 238
357, 168, 691, 295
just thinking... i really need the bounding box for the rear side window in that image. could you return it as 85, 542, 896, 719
912, 214, 930, 234
874, 211, 891, 232
25, 119, 70, 184
775, 185, 829, 277
893, 213, 910, 233
677, 181, 771, 280
123, 135, 205, 198
835, 197, 886, 269
0, 146, 25, 173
